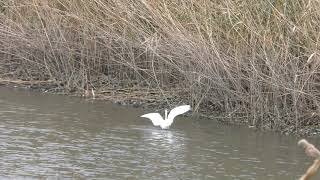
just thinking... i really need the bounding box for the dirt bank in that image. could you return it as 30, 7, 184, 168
0, 78, 318, 137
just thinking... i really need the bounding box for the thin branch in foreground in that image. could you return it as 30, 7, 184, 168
298, 139, 320, 180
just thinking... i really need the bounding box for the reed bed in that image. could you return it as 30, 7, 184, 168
0, 0, 319, 134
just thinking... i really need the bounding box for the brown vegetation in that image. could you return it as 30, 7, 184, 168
0, 0, 319, 134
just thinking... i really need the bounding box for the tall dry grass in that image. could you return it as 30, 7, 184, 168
0, 0, 319, 133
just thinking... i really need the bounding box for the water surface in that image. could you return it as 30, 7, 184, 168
0, 87, 317, 179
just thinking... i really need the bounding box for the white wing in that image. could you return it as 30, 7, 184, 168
140, 113, 164, 126
167, 105, 191, 121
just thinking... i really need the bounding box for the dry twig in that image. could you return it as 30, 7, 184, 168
298, 139, 320, 180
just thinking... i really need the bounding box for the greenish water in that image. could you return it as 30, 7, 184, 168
0, 87, 317, 179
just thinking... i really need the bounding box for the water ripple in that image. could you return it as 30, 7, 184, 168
0, 87, 316, 179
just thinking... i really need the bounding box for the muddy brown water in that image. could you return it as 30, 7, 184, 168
0, 87, 318, 179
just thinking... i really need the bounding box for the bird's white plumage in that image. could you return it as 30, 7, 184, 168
140, 105, 191, 129
167, 105, 191, 121
140, 113, 163, 126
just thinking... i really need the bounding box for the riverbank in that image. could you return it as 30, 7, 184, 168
0, 1, 319, 136
0, 78, 318, 137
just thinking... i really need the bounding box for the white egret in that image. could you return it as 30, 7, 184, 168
140, 105, 191, 129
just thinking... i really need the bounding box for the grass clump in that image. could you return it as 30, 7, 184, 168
0, 0, 319, 134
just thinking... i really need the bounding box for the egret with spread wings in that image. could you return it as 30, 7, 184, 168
140, 105, 191, 129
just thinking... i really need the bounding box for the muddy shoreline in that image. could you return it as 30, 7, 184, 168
0, 78, 318, 137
